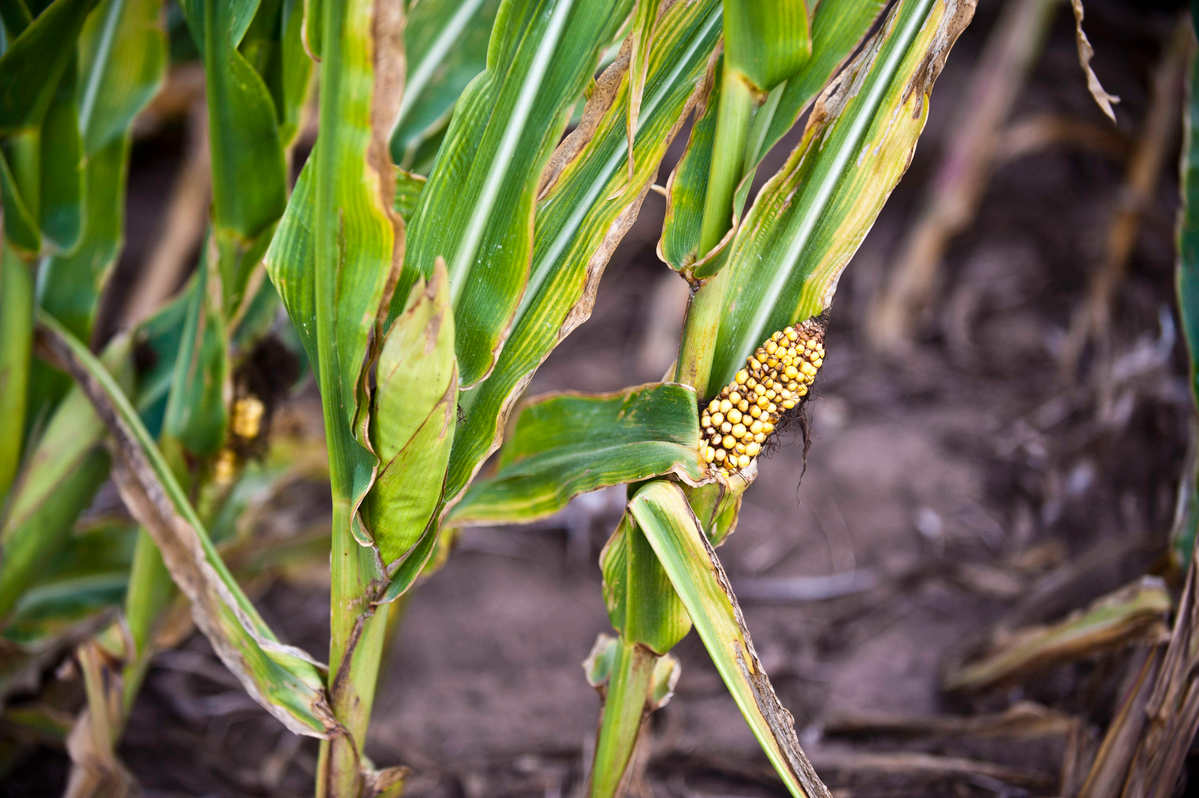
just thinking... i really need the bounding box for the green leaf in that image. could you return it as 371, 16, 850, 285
444, 0, 721, 506
38, 135, 128, 340
390, 0, 499, 168
77, 0, 167, 156
0, 244, 31, 502
183, 0, 287, 312
1176, 47, 1199, 560
450, 383, 704, 525
628, 480, 829, 798
393, 168, 426, 223
624, 0, 660, 182
585, 633, 675, 798
365, 259, 457, 566
0, 150, 40, 252
240, 0, 314, 146
600, 511, 691, 653
723, 0, 810, 94
38, 0, 163, 336
35, 65, 83, 251
161, 266, 229, 459
179, 0, 260, 51
703, 0, 973, 392
397, 0, 634, 387
35, 310, 337, 738
0, 333, 131, 623
2, 521, 133, 646
660, 0, 886, 276
264, 0, 401, 521
0, 0, 96, 134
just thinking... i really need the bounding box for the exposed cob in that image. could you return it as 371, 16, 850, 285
699, 319, 825, 477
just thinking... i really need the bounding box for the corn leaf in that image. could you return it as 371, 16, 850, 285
240, 0, 313, 146
0, 0, 96, 134
623, 0, 659, 181
0, 333, 130, 623
2, 521, 133, 646
0, 151, 39, 252
33, 0, 163, 339
36, 67, 83, 251
36, 311, 337, 737
450, 383, 704, 525
443, 0, 721, 508
628, 480, 829, 798
660, 0, 886, 276
393, 168, 426, 222
160, 266, 228, 458
365, 260, 457, 566
390, 0, 499, 168
1175, 45, 1199, 560
264, 0, 402, 532
0, 245, 31, 502
585, 631, 679, 798
180, 0, 287, 312
723, 0, 811, 94
397, 0, 634, 387
704, 0, 974, 391
77, 0, 166, 156
601, 511, 691, 654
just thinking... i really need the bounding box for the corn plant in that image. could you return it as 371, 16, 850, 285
0, 0, 975, 795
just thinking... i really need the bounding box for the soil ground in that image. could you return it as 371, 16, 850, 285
5, 1, 1197, 796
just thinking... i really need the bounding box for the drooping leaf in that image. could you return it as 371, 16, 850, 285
0, 0, 96, 134
703, 0, 974, 392
397, 0, 634, 387
365, 260, 456, 566
0, 244, 31, 502
390, 0, 499, 168
35, 310, 337, 738
628, 480, 829, 798
443, 0, 721, 507
659, 0, 887, 276
450, 383, 704, 525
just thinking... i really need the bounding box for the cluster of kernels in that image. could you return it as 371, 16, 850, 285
699, 321, 825, 477
214, 396, 267, 487
230, 395, 265, 441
